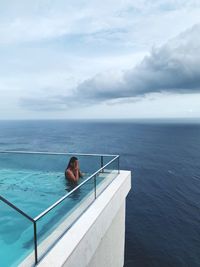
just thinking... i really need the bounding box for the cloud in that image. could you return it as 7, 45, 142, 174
1, 0, 200, 47
82, 24, 200, 96
20, 24, 200, 111
77, 24, 200, 99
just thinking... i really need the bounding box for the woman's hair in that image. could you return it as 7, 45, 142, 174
67, 156, 78, 169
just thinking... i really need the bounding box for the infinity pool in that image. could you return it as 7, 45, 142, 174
0, 152, 118, 266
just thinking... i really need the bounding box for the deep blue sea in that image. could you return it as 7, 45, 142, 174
0, 119, 200, 267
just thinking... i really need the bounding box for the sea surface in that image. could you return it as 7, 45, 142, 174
0, 119, 200, 267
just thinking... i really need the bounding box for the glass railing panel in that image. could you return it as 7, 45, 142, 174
0, 152, 103, 174
0, 152, 72, 172
102, 155, 116, 165
96, 157, 119, 197
68, 154, 102, 175
0, 200, 34, 267
0, 152, 120, 265
36, 177, 95, 261
0, 152, 102, 215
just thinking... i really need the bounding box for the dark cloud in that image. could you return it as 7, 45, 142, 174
75, 24, 200, 99
20, 24, 200, 111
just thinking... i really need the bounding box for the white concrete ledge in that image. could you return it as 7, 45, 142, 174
37, 170, 131, 267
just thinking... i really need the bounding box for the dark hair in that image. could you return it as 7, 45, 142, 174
67, 156, 78, 169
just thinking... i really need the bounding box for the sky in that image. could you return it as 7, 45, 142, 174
0, 0, 200, 119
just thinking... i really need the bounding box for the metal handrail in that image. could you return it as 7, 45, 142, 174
0, 150, 118, 157
0, 153, 120, 265
0, 195, 37, 263
0, 195, 34, 222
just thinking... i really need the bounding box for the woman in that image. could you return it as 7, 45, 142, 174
65, 156, 83, 183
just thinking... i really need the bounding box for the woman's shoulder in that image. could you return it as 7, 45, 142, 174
65, 168, 71, 178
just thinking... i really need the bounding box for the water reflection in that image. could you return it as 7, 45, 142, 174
65, 180, 82, 201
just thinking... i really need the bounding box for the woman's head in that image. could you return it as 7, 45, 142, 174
67, 156, 78, 168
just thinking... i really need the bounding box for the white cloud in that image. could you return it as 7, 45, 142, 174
22, 23, 200, 111
0, 0, 200, 48
0, 0, 200, 118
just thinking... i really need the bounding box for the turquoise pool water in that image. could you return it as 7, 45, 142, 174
0, 165, 117, 266
0, 168, 66, 216
0, 169, 59, 265
0, 168, 94, 266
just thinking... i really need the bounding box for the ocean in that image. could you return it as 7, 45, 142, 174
0, 119, 200, 267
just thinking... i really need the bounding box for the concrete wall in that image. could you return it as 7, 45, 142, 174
87, 203, 125, 267
38, 171, 131, 267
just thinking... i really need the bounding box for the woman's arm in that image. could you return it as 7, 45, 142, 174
65, 168, 79, 182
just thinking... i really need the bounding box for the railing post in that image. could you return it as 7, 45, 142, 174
94, 174, 97, 199
101, 156, 104, 173
33, 221, 38, 264
118, 156, 120, 174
